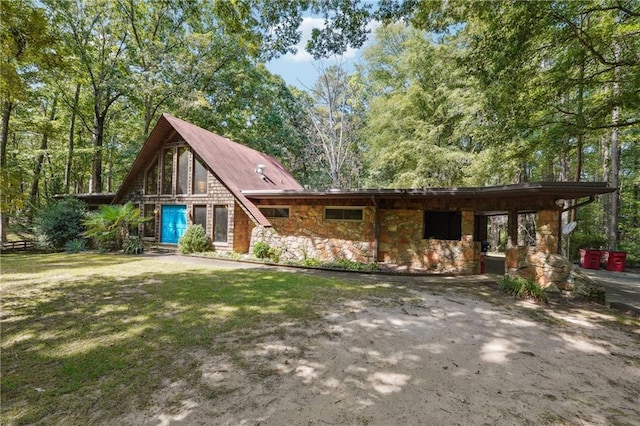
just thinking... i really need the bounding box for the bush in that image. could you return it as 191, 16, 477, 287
178, 225, 211, 254
252, 242, 272, 259
499, 276, 548, 303
64, 238, 86, 253
34, 198, 87, 249
124, 236, 145, 255
83, 203, 148, 251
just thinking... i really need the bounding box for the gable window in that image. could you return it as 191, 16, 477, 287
193, 205, 207, 232
324, 207, 363, 221
177, 146, 189, 194
260, 207, 290, 218
423, 211, 462, 240
193, 155, 208, 194
162, 148, 173, 194
214, 205, 228, 243
145, 160, 158, 195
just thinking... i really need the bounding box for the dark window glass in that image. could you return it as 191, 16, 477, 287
193, 155, 208, 194
145, 161, 158, 195
423, 211, 462, 240
194, 205, 207, 232
143, 204, 156, 237
259, 207, 289, 218
214, 205, 228, 242
177, 146, 189, 194
162, 148, 173, 194
324, 208, 363, 221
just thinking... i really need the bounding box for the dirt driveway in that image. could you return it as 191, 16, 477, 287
121, 255, 640, 425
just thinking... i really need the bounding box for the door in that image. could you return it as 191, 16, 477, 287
161, 205, 187, 244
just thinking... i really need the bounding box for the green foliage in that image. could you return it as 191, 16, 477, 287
253, 241, 272, 259
123, 236, 145, 255
83, 203, 148, 252
251, 241, 281, 262
301, 258, 322, 267
500, 276, 548, 303
64, 238, 86, 253
33, 198, 87, 249
177, 225, 211, 254
325, 259, 379, 271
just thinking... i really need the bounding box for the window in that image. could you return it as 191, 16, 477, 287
214, 205, 228, 243
177, 146, 189, 194
259, 207, 289, 218
324, 207, 363, 221
423, 211, 462, 240
143, 204, 156, 237
193, 155, 208, 194
193, 205, 207, 231
162, 148, 173, 194
145, 160, 158, 195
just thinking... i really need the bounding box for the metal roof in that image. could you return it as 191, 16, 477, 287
113, 113, 303, 226
243, 182, 615, 201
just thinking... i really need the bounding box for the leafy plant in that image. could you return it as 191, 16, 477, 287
253, 242, 272, 259
500, 276, 548, 303
83, 203, 148, 251
178, 225, 211, 254
33, 198, 87, 249
301, 258, 322, 267
64, 238, 86, 253
123, 236, 145, 255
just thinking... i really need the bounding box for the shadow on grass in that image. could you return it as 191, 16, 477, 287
0, 255, 401, 425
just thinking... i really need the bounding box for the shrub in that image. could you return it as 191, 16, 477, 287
499, 276, 548, 303
253, 241, 272, 259
301, 258, 322, 267
83, 203, 148, 251
124, 236, 145, 255
34, 198, 87, 249
64, 238, 86, 253
178, 225, 211, 254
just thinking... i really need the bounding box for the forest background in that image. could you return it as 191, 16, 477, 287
1, 0, 638, 264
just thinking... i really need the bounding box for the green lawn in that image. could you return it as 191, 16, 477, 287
0, 253, 407, 425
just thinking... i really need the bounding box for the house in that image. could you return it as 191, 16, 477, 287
115, 114, 615, 281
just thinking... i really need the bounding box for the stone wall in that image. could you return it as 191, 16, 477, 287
250, 205, 480, 274
250, 205, 376, 262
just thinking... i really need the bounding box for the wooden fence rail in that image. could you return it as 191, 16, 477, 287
1, 240, 35, 251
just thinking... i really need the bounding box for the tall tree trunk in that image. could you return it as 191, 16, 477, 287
608, 44, 621, 250
65, 84, 81, 193
31, 97, 58, 207
601, 135, 611, 236
0, 100, 13, 242
571, 55, 585, 223
90, 113, 105, 193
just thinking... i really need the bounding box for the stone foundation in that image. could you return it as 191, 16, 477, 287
506, 246, 605, 303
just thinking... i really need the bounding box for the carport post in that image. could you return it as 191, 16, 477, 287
507, 210, 518, 248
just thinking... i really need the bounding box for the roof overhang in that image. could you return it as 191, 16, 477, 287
243, 182, 615, 201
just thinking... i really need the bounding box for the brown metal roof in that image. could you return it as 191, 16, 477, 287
113, 113, 303, 226
243, 182, 615, 200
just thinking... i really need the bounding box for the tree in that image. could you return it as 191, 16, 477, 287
306, 64, 363, 188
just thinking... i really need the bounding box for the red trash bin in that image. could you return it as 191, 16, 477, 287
580, 249, 602, 270
605, 251, 626, 272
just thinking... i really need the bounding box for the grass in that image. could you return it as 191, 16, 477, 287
0, 252, 407, 425
499, 275, 549, 303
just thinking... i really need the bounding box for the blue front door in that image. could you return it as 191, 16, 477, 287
161, 205, 187, 244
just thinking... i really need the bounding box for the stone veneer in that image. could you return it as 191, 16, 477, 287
250, 204, 481, 274
379, 209, 479, 274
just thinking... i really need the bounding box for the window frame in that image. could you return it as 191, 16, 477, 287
161, 148, 174, 195
176, 146, 190, 195
423, 211, 462, 241
193, 204, 208, 233
192, 154, 208, 195
144, 158, 158, 195
259, 206, 290, 219
323, 206, 364, 222
143, 204, 156, 239
213, 204, 229, 243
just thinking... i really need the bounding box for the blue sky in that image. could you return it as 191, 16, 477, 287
265, 16, 378, 91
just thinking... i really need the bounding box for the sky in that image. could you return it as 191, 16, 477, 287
265, 16, 379, 91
